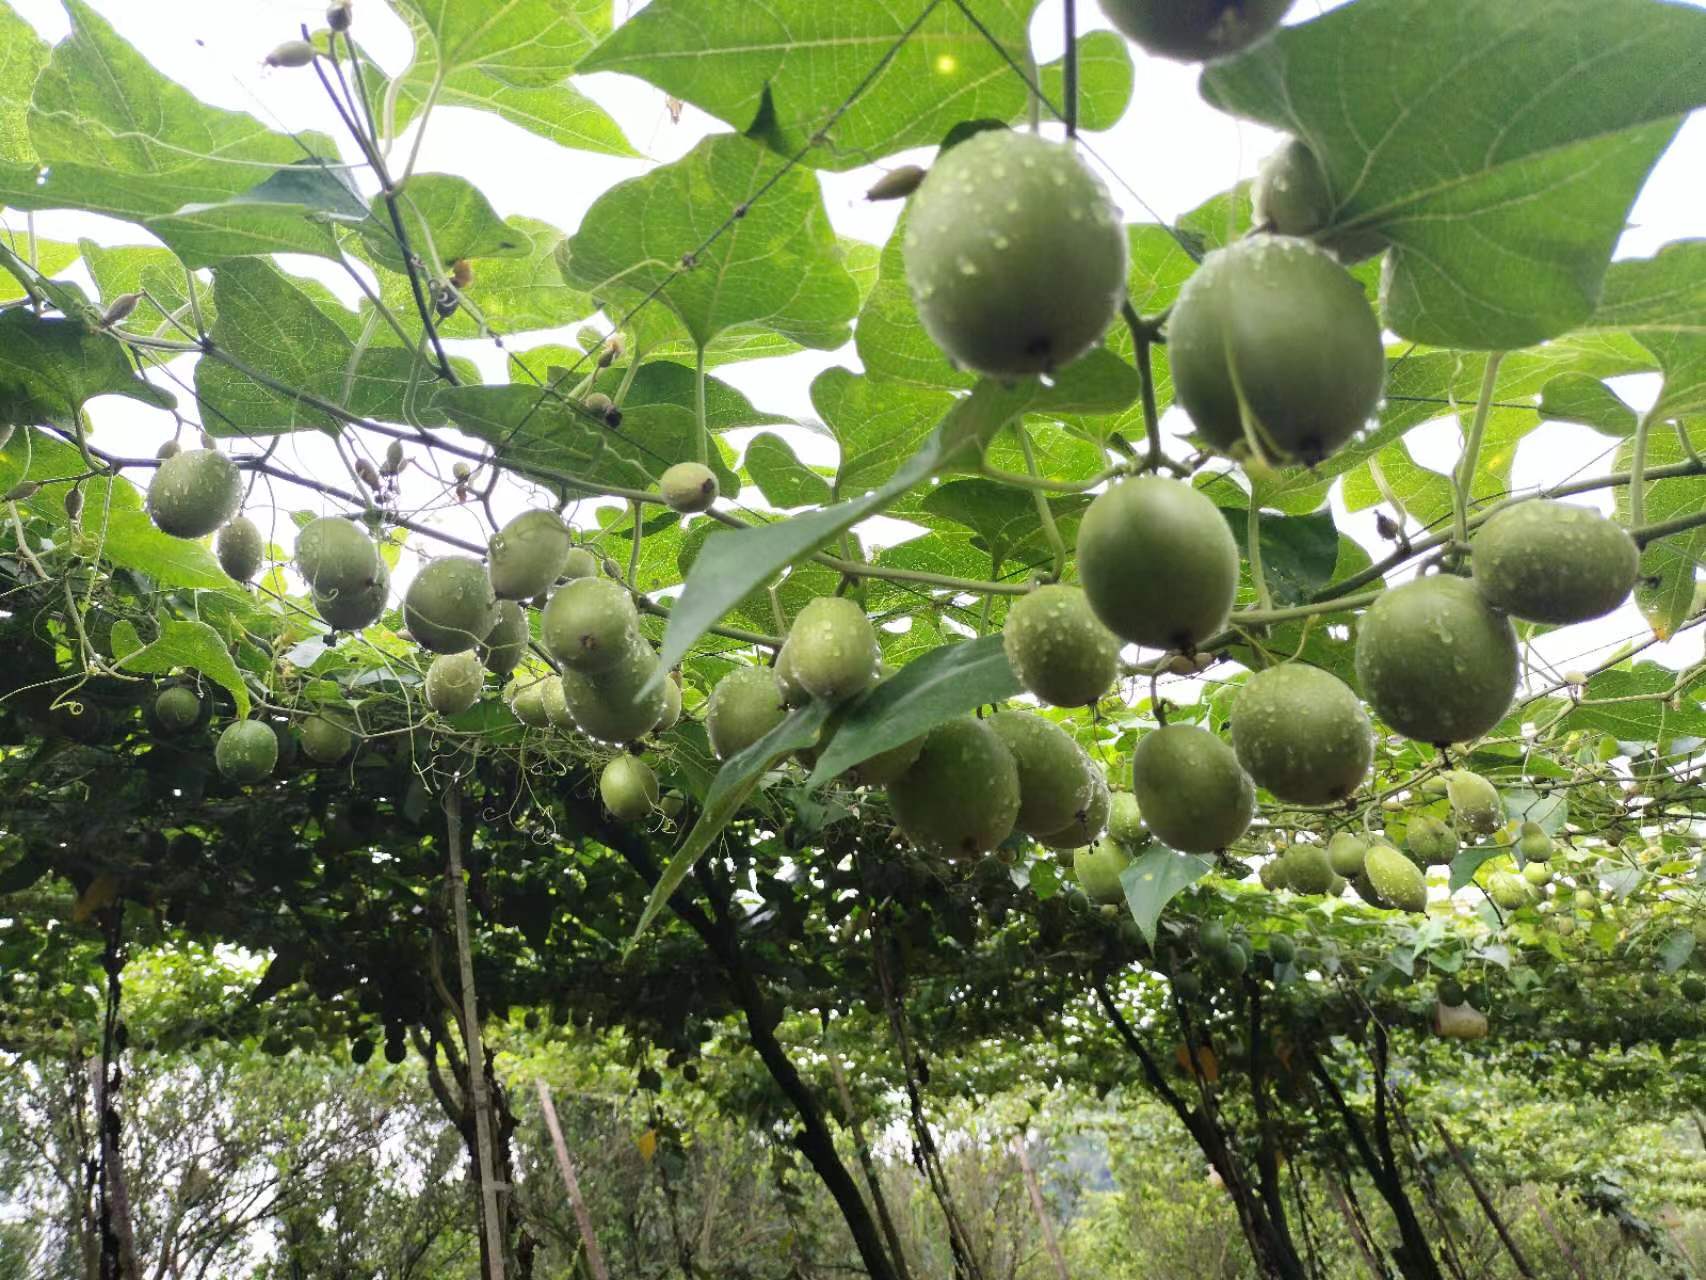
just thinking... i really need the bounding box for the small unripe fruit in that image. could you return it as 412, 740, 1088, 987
775, 643, 811, 708
1444, 770, 1503, 835
217, 516, 264, 582
1268, 934, 1297, 966
1284, 843, 1334, 895
488, 509, 573, 600
1130, 724, 1254, 853
542, 577, 640, 672
299, 714, 354, 764
147, 449, 241, 538
1326, 832, 1368, 878
1405, 813, 1458, 866
1487, 870, 1535, 911
1033, 760, 1110, 849
1470, 500, 1638, 625
1522, 860, 1553, 887
426, 651, 485, 715
216, 720, 278, 783
600, 755, 658, 821
404, 557, 498, 654
654, 674, 682, 733
706, 666, 787, 760
903, 129, 1127, 377
313, 562, 389, 631
153, 685, 203, 734
561, 547, 599, 581
156, 440, 181, 459
540, 674, 575, 731
1517, 822, 1554, 863
296, 517, 381, 597
507, 677, 553, 728
660, 462, 718, 514
1363, 842, 1427, 913
1230, 663, 1373, 805
1097, 0, 1293, 61
1252, 139, 1332, 236
786, 597, 879, 704
866, 165, 926, 201
1355, 575, 1518, 746
1002, 584, 1119, 708
477, 600, 528, 676
886, 717, 1021, 857
1106, 791, 1147, 848
988, 711, 1096, 838
1074, 838, 1133, 905
1076, 476, 1239, 652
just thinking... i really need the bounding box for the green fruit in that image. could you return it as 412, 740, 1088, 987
146, 449, 241, 538
404, 557, 498, 655
1002, 584, 1119, 708
886, 717, 1021, 858
477, 600, 529, 676
1076, 476, 1239, 651
1405, 813, 1458, 866
542, 577, 639, 672
852, 732, 927, 787
1521, 860, 1552, 887
1229, 664, 1373, 805
1444, 770, 1503, 836
561, 547, 599, 580
660, 462, 718, 514
1033, 760, 1110, 849
1470, 500, 1638, 625
774, 642, 811, 708
600, 756, 658, 822
426, 652, 484, 715
1130, 725, 1254, 854
706, 666, 787, 760
1681, 976, 1706, 1003
541, 674, 575, 732
1363, 842, 1427, 913
1210, 940, 1250, 979
1258, 857, 1284, 890
216, 720, 278, 784
488, 509, 573, 600
1268, 935, 1297, 966
1325, 871, 1347, 897
1106, 791, 1147, 847
560, 640, 669, 743
299, 714, 354, 764
295, 516, 381, 598
271, 721, 299, 770
1326, 832, 1368, 878
786, 597, 879, 704
1284, 843, 1334, 895
988, 712, 1095, 838
1517, 822, 1554, 863
313, 561, 389, 631
1168, 236, 1383, 466
1173, 971, 1203, 1001
1354, 575, 1519, 746
507, 676, 552, 728
1198, 920, 1230, 954
1074, 838, 1133, 905
1097, 0, 1293, 61
902, 128, 1127, 378
1252, 139, 1332, 236
216, 516, 264, 582
153, 685, 203, 734
1352, 870, 1389, 910
350, 1037, 375, 1065
1487, 871, 1535, 911
654, 674, 682, 733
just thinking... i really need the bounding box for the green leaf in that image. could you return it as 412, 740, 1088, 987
1537, 374, 1638, 436
1658, 928, 1696, 973
921, 479, 1089, 569
360, 174, 531, 273
1564, 663, 1706, 742
1616, 420, 1705, 639
583, 0, 1053, 172
745, 432, 831, 510
1501, 789, 1567, 835
98, 510, 242, 594
1120, 847, 1212, 946
1450, 846, 1505, 894
806, 635, 1021, 786
562, 133, 859, 351
373, 216, 591, 338
0, 311, 175, 426
1034, 32, 1133, 133
114, 619, 249, 720
79, 241, 216, 340
1578, 242, 1706, 423
632, 700, 834, 943
1202, 0, 1706, 349
0, 3, 49, 166
813, 367, 955, 498
1225, 508, 1338, 607
0, 234, 78, 304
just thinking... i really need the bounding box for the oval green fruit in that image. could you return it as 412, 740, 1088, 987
786, 597, 879, 704
1002, 583, 1119, 708
487, 509, 572, 600
1106, 791, 1147, 847
296, 516, 381, 598
903, 128, 1127, 378
507, 676, 553, 728
1076, 476, 1239, 652
153, 685, 203, 735
1252, 139, 1332, 237
1488, 870, 1535, 911
541, 674, 575, 732
1405, 813, 1458, 866
1326, 832, 1368, 878
654, 674, 682, 733
1470, 500, 1638, 625
1033, 752, 1110, 850
426, 651, 484, 715
216, 516, 264, 582
1168, 235, 1384, 466
1284, 843, 1333, 895
1268, 934, 1297, 966
1074, 838, 1133, 905
146, 449, 242, 538
660, 462, 718, 514
404, 557, 497, 654
1097, 0, 1293, 61
1444, 770, 1503, 836
1363, 842, 1427, 913
1521, 860, 1552, 887
1130, 724, 1254, 853
1354, 574, 1519, 746
313, 561, 389, 631
542, 577, 639, 673
706, 666, 787, 760
1517, 822, 1553, 863
477, 600, 529, 676
559, 640, 668, 743
216, 720, 278, 784
299, 714, 354, 764
1229, 663, 1373, 805
561, 547, 599, 581
886, 717, 1020, 858
600, 755, 658, 822
988, 711, 1095, 838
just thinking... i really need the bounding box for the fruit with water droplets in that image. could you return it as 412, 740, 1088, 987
1076, 476, 1239, 652
216, 720, 278, 783
295, 517, 382, 598
1326, 832, 1368, 878
1252, 139, 1332, 236
507, 676, 553, 728
785, 597, 879, 704
1033, 759, 1110, 849
313, 561, 389, 631
1130, 724, 1254, 853
1282, 843, 1334, 894
299, 714, 354, 764
488, 509, 573, 600
217, 516, 264, 582
426, 651, 484, 715
1444, 770, 1503, 835
1230, 663, 1373, 804
542, 577, 639, 673
1355, 574, 1519, 746
1002, 583, 1119, 708
706, 666, 787, 760
600, 755, 658, 822
147, 449, 241, 538
560, 640, 669, 743
660, 462, 718, 514
152, 685, 204, 735
1470, 500, 1638, 625
654, 673, 682, 733
886, 717, 1020, 857
404, 557, 498, 654
903, 128, 1127, 378
477, 600, 528, 676
1405, 813, 1458, 866
1097, 0, 1294, 61
1106, 791, 1147, 848
1363, 841, 1427, 913
1074, 838, 1133, 905
988, 711, 1096, 838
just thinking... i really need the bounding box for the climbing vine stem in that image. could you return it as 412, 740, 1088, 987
1452, 352, 1505, 553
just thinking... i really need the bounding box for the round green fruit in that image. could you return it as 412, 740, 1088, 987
1681, 976, 1706, 1004
295, 516, 381, 598
1517, 822, 1553, 863
786, 597, 879, 704
507, 676, 553, 728
1252, 139, 1332, 236
886, 717, 1021, 858
1470, 500, 1638, 625
542, 577, 639, 672
654, 674, 682, 734
1033, 757, 1110, 849
216, 720, 278, 784
1444, 770, 1503, 836
477, 600, 528, 676
600, 756, 659, 822
1326, 832, 1368, 878
313, 561, 389, 631
1076, 476, 1239, 652
425, 651, 484, 716
1130, 724, 1254, 853
1284, 843, 1334, 895
1268, 934, 1297, 966
487, 509, 573, 601
216, 516, 264, 582
1487, 870, 1535, 911
988, 711, 1095, 838
1168, 235, 1384, 466
562, 547, 599, 581
540, 674, 575, 732
1405, 813, 1458, 866
1229, 663, 1373, 805
1521, 860, 1552, 887
903, 128, 1127, 378
1002, 583, 1119, 708
404, 557, 498, 654
146, 449, 241, 538
660, 462, 718, 514
706, 666, 787, 760
153, 685, 204, 735
1074, 838, 1133, 906
1354, 574, 1519, 746
1097, 0, 1293, 61
1363, 842, 1427, 913
560, 640, 669, 743
299, 714, 354, 764
1106, 791, 1147, 847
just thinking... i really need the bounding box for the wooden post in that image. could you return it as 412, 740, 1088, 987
536, 1079, 611, 1280
829, 1054, 914, 1280
1432, 1119, 1536, 1280
1013, 1136, 1070, 1280
1327, 1175, 1388, 1279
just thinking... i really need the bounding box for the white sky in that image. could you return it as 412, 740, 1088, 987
6, 0, 1704, 687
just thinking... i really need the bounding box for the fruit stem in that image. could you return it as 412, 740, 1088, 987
611, 342, 643, 409
1015, 423, 1065, 581
1122, 302, 1167, 473
1631, 505, 1706, 549
694, 344, 709, 466
1247, 503, 1273, 612
978, 461, 1118, 492
1452, 351, 1505, 556
1628, 405, 1657, 530
1062, 0, 1078, 138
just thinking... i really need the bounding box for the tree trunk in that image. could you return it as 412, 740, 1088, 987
1014, 1137, 1070, 1280
829, 1052, 914, 1280
537, 1079, 611, 1280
